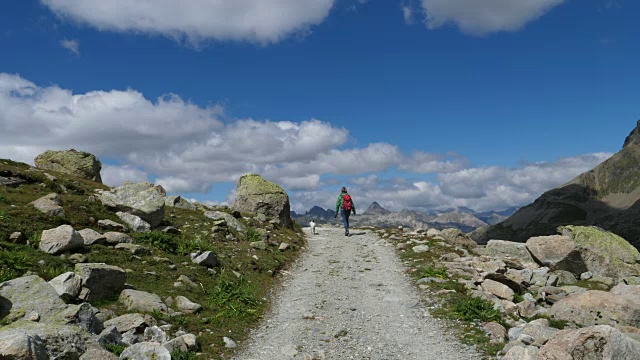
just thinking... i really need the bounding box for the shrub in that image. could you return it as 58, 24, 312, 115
135, 231, 178, 253
176, 234, 215, 255
208, 272, 259, 319
420, 264, 448, 279
452, 294, 502, 323
171, 350, 198, 360
245, 227, 261, 242
105, 344, 127, 356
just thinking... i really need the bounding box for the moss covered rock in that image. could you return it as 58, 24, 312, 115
233, 174, 292, 228
34, 149, 102, 183
560, 225, 640, 279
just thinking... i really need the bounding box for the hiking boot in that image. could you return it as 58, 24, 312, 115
345, 230, 349, 237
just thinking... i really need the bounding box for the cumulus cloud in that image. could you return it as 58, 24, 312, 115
102, 164, 149, 187
60, 38, 79, 55
420, 0, 565, 35
42, 0, 335, 45
402, 6, 414, 24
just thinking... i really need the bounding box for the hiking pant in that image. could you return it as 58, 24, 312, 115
340, 209, 351, 232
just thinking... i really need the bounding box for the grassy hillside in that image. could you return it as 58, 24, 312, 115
0, 159, 304, 359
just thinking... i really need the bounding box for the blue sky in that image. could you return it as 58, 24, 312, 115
0, 0, 637, 212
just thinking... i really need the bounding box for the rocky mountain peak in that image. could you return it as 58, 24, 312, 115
364, 201, 390, 215
623, 119, 640, 149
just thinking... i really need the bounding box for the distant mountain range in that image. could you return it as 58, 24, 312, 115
291, 202, 518, 233
479, 120, 640, 249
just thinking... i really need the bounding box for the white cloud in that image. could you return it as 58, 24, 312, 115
60, 38, 79, 55
102, 165, 149, 187
420, 0, 565, 35
42, 0, 336, 45
402, 5, 414, 24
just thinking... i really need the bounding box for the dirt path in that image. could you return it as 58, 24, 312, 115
234, 226, 481, 360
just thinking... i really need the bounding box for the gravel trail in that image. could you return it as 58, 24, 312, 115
235, 227, 481, 360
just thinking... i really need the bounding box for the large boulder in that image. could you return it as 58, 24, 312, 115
34, 149, 102, 183
525, 235, 588, 275
30, 193, 65, 217
549, 284, 640, 327
474, 240, 538, 269
0, 321, 90, 360
96, 182, 165, 227
0, 275, 68, 323
232, 174, 292, 228
39, 225, 84, 255
0, 329, 47, 360
538, 325, 640, 359
75, 263, 126, 302
560, 225, 640, 279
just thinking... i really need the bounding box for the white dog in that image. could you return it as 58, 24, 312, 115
309, 221, 317, 235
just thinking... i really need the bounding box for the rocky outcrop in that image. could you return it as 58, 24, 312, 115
96, 182, 165, 227
483, 120, 640, 249
34, 149, 102, 183
233, 174, 293, 228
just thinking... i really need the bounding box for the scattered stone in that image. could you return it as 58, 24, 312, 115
251, 241, 267, 250
163, 334, 199, 353
75, 263, 126, 302
525, 235, 587, 275
174, 296, 202, 314
78, 228, 106, 246
103, 313, 156, 334
98, 219, 127, 232
204, 211, 246, 234
115, 243, 151, 255
96, 181, 166, 227
279, 242, 290, 251
48, 272, 82, 302
31, 193, 65, 217
396, 243, 408, 250
165, 195, 197, 211
503, 345, 539, 360
157, 226, 181, 235
104, 232, 133, 245
412, 245, 430, 253
223, 336, 237, 348
39, 225, 84, 255
481, 279, 515, 301
143, 326, 167, 343
483, 322, 507, 344
538, 325, 640, 359
191, 251, 219, 268
119, 289, 167, 313
177, 275, 197, 288
119, 342, 171, 360
9, 232, 25, 244
116, 211, 151, 233
68, 253, 87, 264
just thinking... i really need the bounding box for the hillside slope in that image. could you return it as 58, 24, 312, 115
482, 120, 640, 248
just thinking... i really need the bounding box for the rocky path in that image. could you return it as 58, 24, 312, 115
234, 227, 481, 360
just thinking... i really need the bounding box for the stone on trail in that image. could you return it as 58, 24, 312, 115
34, 149, 102, 183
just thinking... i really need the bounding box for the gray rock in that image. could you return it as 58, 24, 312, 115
503, 345, 539, 359
103, 313, 156, 334
48, 272, 82, 302
165, 196, 196, 211
0, 275, 68, 323
115, 243, 151, 255
104, 232, 133, 245
116, 212, 151, 233
39, 225, 84, 255
549, 284, 640, 327
0, 328, 47, 360
476, 240, 539, 269
251, 241, 267, 250
97, 326, 124, 347
278, 242, 290, 251
98, 220, 128, 232
9, 232, 25, 244
119, 342, 171, 360
412, 245, 430, 253
30, 193, 65, 217
525, 235, 587, 275
119, 289, 167, 313
68, 253, 87, 264
162, 334, 199, 353
75, 263, 126, 302
481, 279, 514, 301
174, 296, 202, 314
204, 211, 246, 234
191, 251, 218, 268
78, 228, 106, 246
0, 175, 26, 187
538, 325, 640, 359
580, 271, 593, 280
223, 336, 237, 348
483, 322, 506, 344
232, 174, 293, 228
520, 319, 559, 347
143, 326, 167, 343
0, 321, 89, 359
176, 275, 197, 289
61, 302, 104, 334
157, 226, 181, 235
552, 270, 577, 286
34, 149, 102, 183
96, 182, 165, 227
81, 348, 118, 360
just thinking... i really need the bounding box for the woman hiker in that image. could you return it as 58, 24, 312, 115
335, 187, 356, 236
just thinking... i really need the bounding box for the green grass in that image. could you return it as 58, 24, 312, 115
245, 227, 262, 242
0, 158, 306, 359
451, 294, 502, 322
171, 350, 199, 360
105, 344, 127, 356
420, 264, 448, 279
